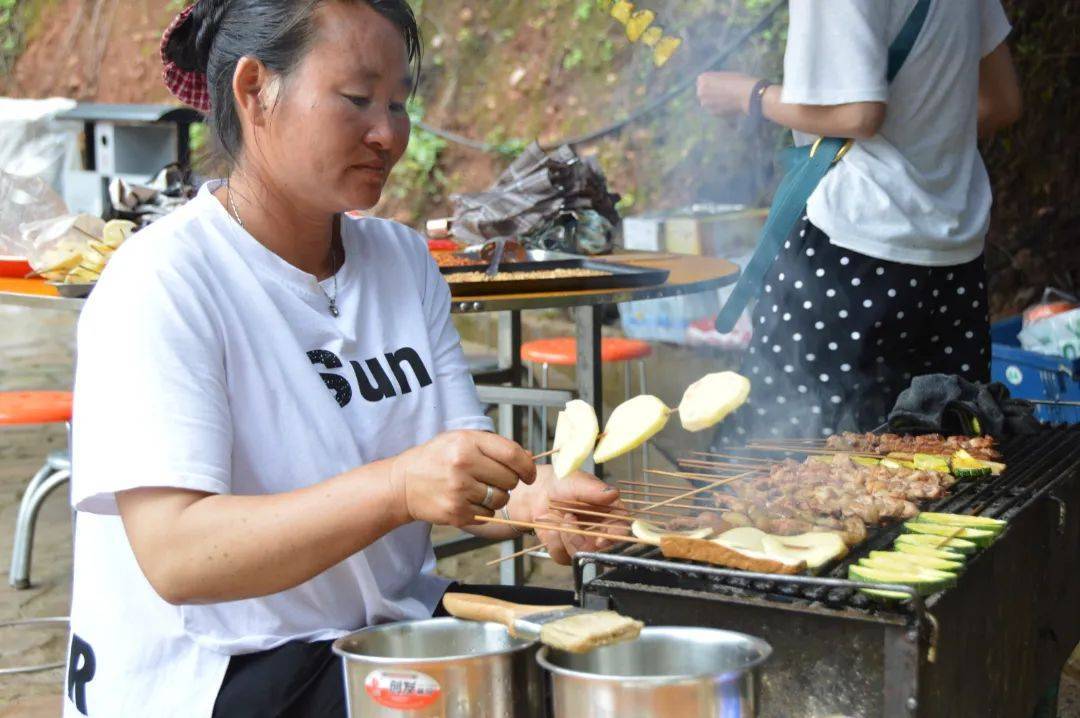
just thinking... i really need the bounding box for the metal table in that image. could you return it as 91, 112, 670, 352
1, 253, 740, 582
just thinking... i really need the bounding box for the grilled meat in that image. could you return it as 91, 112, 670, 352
825, 431, 1000, 460
699, 453, 947, 543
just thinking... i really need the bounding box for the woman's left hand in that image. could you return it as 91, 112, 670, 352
697, 71, 758, 117
509, 465, 629, 565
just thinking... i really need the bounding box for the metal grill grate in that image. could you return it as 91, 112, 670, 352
575, 427, 1080, 614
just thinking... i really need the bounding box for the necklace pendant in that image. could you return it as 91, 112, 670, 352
328, 299, 340, 318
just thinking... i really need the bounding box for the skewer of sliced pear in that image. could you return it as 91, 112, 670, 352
677, 371, 751, 432
593, 395, 672, 464
539, 371, 752, 472
550, 400, 601, 479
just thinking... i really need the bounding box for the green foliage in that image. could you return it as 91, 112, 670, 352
386, 99, 449, 215
0, 0, 28, 76
562, 46, 584, 70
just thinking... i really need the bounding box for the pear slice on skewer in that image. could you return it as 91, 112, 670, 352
631, 519, 712, 546
677, 371, 751, 432
552, 400, 600, 479
593, 395, 671, 464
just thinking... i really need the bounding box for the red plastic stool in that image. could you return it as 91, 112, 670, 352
1, 392, 73, 590
0, 391, 72, 675
519, 337, 653, 473
0, 391, 73, 425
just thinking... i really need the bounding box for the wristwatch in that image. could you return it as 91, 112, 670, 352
748, 79, 774, 124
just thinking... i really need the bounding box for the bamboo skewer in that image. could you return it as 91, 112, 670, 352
474, 515, 651, 547
639, 472, 755, 511
486, 500, 666, 567
647, 467, 763, 481
678, 459, 774, 473
935, 526, 967, 549
743, 444, 885, 459
531, 447, 558, 461
553, 497, 685, 520
485, 540, 547, 565
487, 472, 754, 567
622, 497, 731, 513
690, 451, 780, 464
617, 482, 738, 506
546, 503, 647, 526
618, 480, 693, 494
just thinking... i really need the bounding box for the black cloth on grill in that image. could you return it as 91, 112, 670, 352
886, 373, 1041, 437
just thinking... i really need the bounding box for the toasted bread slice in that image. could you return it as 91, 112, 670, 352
660, 535, 805, 575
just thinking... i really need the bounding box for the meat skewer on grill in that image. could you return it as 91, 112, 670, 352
824, 431, 1001, 460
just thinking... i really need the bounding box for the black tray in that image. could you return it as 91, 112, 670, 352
441, 258, 670, 296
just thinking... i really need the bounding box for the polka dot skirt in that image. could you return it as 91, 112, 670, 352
717, 216, 991, 444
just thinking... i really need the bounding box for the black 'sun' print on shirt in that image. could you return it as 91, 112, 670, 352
307, 347, 433, 408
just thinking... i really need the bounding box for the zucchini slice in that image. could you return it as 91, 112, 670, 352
867, 551, 963, 573
882, 457, 915, 470
860, 587, 915, 601
849, 564, 955, 595
954, 449, 1005, 476
914, 453, 951, 473
895, 532, 978, 554
951, 455, 993, 479
893, 543, 967, 562
903, 521, 997, 547
852, 456, 881, 467
916, 512, 1005, 534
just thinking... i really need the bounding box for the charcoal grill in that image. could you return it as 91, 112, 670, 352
573, 427, 1080, 717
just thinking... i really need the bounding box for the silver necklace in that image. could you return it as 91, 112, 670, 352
227, 180, 340, 317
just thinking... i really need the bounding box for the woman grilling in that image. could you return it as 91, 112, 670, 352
65, 2, 620, 715
697, 0, 1021, 440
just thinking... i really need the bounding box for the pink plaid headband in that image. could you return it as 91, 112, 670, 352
161, 2, 212, 113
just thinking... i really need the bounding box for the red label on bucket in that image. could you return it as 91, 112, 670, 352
364, 669, 441, 711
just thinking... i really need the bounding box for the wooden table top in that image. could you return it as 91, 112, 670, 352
447, 253, 740, 313
0, 253, 740, 314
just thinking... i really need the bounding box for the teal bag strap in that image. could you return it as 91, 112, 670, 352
888, 0, 931, 82
715, 0, 930, 333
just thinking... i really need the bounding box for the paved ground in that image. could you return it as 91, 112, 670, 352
0, 304, 1077, 716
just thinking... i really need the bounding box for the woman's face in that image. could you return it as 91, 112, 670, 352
251, 1, 412, 213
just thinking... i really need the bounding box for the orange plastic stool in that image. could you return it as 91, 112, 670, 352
2, 391, 73, 601
519, 337, 653, 472
0, 391, 73, 425
519, 337, 652, 366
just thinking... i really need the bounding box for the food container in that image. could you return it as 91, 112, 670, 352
332, 617, 543, 718
0, 256, 33, 279
537, 626, 771, 718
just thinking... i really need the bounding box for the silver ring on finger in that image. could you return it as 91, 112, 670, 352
480, 484, 496, 510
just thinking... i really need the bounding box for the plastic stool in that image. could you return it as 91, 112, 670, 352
0, 391, 73, 590
0, 391, 73, 676
519, 338, 652, 474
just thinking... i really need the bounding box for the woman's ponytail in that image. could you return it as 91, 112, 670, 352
163, 0, 229, 74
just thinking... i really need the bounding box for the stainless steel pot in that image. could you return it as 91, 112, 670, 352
332, 617, 543, 718
537, 626, 771, 718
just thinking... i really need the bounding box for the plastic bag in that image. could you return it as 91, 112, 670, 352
1018, 305, 1080, 360
0, 170, 69, 257
1021, 287, 1079, 328
22, 214, 107, 279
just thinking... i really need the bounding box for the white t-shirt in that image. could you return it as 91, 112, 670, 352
782, 0, 1012, 266
63, 182, 493, 718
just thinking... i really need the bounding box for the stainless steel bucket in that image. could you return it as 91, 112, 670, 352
332, 617, 543, 718
537, 626, 771, 718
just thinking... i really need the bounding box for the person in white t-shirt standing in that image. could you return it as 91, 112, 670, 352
696, 0, 1022, 439
64, 1, 626, 716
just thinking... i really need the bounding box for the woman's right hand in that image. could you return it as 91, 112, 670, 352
389, 431, 537, 528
